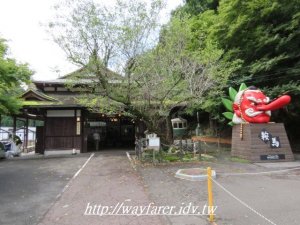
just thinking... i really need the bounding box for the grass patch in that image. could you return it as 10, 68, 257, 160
164, 155, 180, 162
230, 157, 250, 163
199, 153, 216, 162
141, 150, 200, 163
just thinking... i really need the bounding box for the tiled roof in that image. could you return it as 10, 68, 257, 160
23, 66, 122, 108
21, 88, 84, 108
33, 66, 123, 85
21, 89, 59, 102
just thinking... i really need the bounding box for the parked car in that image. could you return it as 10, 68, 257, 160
0, 135, 22, 158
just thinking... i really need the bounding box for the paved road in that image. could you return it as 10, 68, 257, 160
138, 160, 300, 225
0, 155, 90, 225
2, 152, 300, 225
39, 151, 163, 225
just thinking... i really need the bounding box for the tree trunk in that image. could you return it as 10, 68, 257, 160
165, 115, 173, 144
209, 114, 215, 136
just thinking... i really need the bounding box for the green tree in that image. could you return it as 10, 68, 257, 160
212, 0, 300, 88
0, 38, 32, 115
48, 0, 232, 141
130, 15, 221, 140
48, 0, 169, 137
173, 9, 242, 129
206, 0, 300, 138
173, 0, 219, 16
48, 0, 165, 99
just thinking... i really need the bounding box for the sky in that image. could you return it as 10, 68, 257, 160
0, 0, 183, 81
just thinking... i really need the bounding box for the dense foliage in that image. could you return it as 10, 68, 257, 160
171, 0, 300, 134
0, 38, 32, 115
50, 0, 300, 141
49, 0, 236, 142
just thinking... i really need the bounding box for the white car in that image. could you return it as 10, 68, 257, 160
1, 140, 21, 158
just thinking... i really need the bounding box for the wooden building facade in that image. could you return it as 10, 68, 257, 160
20, 77, 136, 154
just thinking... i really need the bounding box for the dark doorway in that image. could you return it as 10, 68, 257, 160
85, 116, 135, 151
35, 126, 44, 154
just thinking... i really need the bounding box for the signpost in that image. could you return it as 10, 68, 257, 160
207, 167, 214, 222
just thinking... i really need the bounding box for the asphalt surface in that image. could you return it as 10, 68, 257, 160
0, 154, 90, 225
138, 160, 300, 225
39, 151, 163, 225
1, 152, 300, 225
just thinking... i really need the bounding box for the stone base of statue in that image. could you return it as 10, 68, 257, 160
231, 123, 294, 162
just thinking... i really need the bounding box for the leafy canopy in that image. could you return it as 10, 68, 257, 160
0, 38, 32, 115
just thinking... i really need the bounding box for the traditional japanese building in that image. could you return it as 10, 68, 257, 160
19, 71, 137, 155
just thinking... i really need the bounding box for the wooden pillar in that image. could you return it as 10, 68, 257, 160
119, 116, 122, 147
13, 116, 16, 135
24, 117, 29, 152
0, 115, 1, 140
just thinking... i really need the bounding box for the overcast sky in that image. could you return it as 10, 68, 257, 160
0, 0, 183, 81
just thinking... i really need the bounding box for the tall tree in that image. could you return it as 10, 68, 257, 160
48, 0, 229, 141
48, 0, 164, 105
172, 8, 242, 126
212, 0, 300, 89
129, 15, 220, 140
173, 0, 219, 16
197, 0, 300, 137
0, 38, 32, 115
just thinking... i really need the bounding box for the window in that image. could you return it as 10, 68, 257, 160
178, 123, 183, 128
44, 87, 55, 91
57, 87, 68, 92
173, 123, 178, 128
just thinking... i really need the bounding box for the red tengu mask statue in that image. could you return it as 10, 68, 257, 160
232, 86, 291, 124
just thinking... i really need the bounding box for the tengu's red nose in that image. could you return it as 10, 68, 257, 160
257, 95, 291, 111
